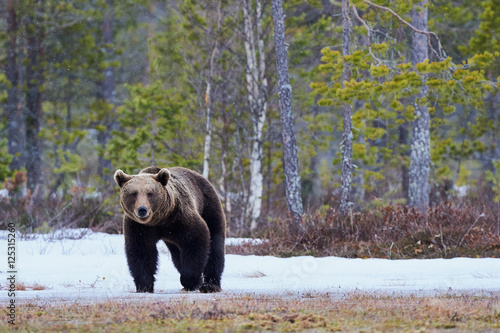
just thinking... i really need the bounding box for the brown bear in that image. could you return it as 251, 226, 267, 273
114, 166, 225, 293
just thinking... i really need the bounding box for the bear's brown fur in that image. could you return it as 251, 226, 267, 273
114, 166, 225, 293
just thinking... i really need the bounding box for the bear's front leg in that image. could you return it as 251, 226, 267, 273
124, 217, 161, 293
179, 246, 206, 291
178, 227, 210, 291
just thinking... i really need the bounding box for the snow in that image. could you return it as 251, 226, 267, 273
1, 229, 500, 303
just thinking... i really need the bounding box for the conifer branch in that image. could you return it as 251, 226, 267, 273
351, 5, 382, 66
363, 0, 445, 60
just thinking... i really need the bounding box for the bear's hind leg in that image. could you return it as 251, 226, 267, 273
200, 233, 224, 293
124, 218, 160, 293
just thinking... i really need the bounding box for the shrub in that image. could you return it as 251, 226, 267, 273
227, 202, 500, 259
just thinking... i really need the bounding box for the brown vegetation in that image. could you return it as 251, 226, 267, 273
228, 200, 500, 259
6, 293, 500, 332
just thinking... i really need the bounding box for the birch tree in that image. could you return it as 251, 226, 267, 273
271, 0, 304, 231
339, 0, 353, 215
242, 0, 268, 230
202, 80, 212, 179
408, 0, 430, 210
202, 1, 223, 180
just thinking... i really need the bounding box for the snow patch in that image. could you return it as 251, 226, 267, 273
1, 229, 499, 303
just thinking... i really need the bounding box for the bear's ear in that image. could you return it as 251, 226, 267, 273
114, 169, 133, 188
153, 168, 170, 187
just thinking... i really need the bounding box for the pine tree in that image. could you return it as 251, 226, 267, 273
5, 0, 24, 171
96, 0, 117, 183
339, 0, 353, 214
24, 0, 44, 199
106, 81, 188, 173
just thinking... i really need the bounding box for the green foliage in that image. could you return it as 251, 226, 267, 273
485, 159, 500, 202
0, 138, 13, 183
106, 81, 198, 173
310, 1, 497, 202
53, 149, 85, 175
462, 0, 500, 71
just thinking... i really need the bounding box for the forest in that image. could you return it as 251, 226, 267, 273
1, 0, 499, 257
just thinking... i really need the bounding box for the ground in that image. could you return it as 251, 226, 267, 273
1, 229, 499, 331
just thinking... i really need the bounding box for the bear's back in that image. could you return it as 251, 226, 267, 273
168, 167, 225, 234
168, 167, 215, 210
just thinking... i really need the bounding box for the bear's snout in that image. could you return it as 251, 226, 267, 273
137, 206, 149, 218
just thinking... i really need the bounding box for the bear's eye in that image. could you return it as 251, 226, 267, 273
147, 192, 153, 198
131, 192, 138, 197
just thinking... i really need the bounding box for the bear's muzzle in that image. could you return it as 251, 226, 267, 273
135, 206, 150, 220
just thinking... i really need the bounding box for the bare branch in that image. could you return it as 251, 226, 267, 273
351, 5, 382, 66
363, 0, 445, 60
45, 18, 89, 36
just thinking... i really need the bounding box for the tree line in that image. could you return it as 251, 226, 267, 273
1, 0, 499, 234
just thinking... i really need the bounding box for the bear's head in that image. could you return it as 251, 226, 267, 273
114, 168, 171, 224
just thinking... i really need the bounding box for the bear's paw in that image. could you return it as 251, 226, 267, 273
199, 283, 222, 293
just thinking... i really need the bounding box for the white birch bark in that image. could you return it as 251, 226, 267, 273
243, 0, 267, 230
202, 81, 212, 179
219, 148, 230, 214
201, 1, 221, 180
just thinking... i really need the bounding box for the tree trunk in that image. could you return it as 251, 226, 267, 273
219, 141, 230, 224
266, 114, 273, 216
202, 81, 212, 179
484, 93, 499, 173
243, 0, 268, 230
25, 6, 44, 200
97, 0, 115, 181
339, 0, 353, 215
203, 1, 222, 181
308, 100, 322, 209
408, 0, 430, 211
234, 112, 248, 235
144, 1, 158, 86
271, 0, 304, 232
6, 0, 25, 171
399, 122, 409, 200
150, 108, 157, 166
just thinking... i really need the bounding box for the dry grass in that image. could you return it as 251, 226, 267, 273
4, 293, 500, 332
1, 282, 49, 291
31, 283, 48, 291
